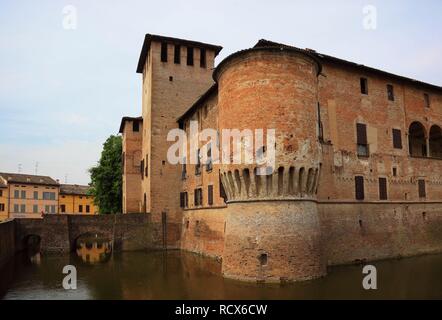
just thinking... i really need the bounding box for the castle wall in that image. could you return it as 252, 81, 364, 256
318, 202, 442, 266
181, 207, 227, 259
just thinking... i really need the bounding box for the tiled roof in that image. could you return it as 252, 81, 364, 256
119, 116, 143, 133
0, 172, 59, 186
136, 34, 223, 73
253, 39, 442, 92
60, 184, 91, 196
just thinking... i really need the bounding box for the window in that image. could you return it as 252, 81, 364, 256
182, 158, 187, 180
60, 204, 65, 213
194, 188, 202, 206
180, 192, 188, 208
145, 155, 148, 177
392, 167, 397, 177
0, 190, 2, 197
79, 205, 83, 213
21, 190, 26, 199
392, 129, 402, 149
356, 123, 369, 157
133, 121, 139, 132
195, 149, 201, 175
34, 191, 38, 199
418, 179, 426, 198
140, 159, 145, 180
86, 205, 90, 213
379, 177, 388, 200
208, 185, 213, 205
20, 204, 26, 213
387, 84, 395, 101
219, 175, 227, 203
0, 204, 5, 212
355, 176, 365, 200
187, 47, 194, 66
206, 144, 213, 172
43, 192, 55, 200
14, 190, 19, 199
200, 48, 206, 68
174, 44, 181, 64
160, 42, 168, 62
33, 205, 38, 213
45, 205, 49, 213
360, 77, 368, 94
424, 93, 430, 108
14, 204, 19, 213
51, 205, 56, 213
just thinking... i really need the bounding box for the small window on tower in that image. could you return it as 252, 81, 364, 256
174, 44, 181, 64
424, 93, 430, 108
387, 84, 395, 101
379, 177, 388, 200
161, 42, 168, 62
356, 123, 369, 157
360, 78, 368, 94
392, 128, 402, 149
187, 47, 194, 66
132, 121, 139, 132
200, 48, 206, 68
355, 176, 365, 200
418, 179, 426, 199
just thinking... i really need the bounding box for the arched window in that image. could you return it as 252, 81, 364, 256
429, 125, 442, 159
408, 122, 427, 157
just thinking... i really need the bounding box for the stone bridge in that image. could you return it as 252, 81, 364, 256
14, 214, 159, 253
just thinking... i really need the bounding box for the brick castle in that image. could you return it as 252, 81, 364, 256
119, 34, 442, 282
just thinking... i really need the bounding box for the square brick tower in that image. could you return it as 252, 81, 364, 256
135, 34, 222, 248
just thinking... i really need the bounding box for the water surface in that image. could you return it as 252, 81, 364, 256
1, 249, 442, 299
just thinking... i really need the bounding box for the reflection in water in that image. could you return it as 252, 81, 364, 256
1, 250, 442, 300
75, 238, 112, 264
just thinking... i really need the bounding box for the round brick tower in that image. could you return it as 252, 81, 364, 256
214, 47, 326, 282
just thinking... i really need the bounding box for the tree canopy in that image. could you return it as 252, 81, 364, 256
89, 135, 122, 214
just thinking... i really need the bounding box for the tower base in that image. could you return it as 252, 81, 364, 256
222, 200, 326, 282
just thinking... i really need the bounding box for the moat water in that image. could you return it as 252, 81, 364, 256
1, 244, 442, 299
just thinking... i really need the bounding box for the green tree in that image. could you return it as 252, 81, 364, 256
89, 135, 122, 214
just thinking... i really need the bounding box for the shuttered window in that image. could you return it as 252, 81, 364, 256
356, 123, 369, 157
355, 176, 365, 200
180, 192, 188, 208
418, 179, 426, 198
392, 129, 402, 149
379, 177, 388, 200
194, 188, 202, 206
208, 185, 213, 205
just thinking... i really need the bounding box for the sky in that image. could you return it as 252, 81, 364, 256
0, 0, 441, 185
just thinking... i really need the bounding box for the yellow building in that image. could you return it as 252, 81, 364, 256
0, 179, 8, 221
59, 184, 98, 214
0, 172, 59, 219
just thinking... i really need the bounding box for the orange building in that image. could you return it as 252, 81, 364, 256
59, 184, 98, 214
0, 172, 59, 219
0, 179, 8, 221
